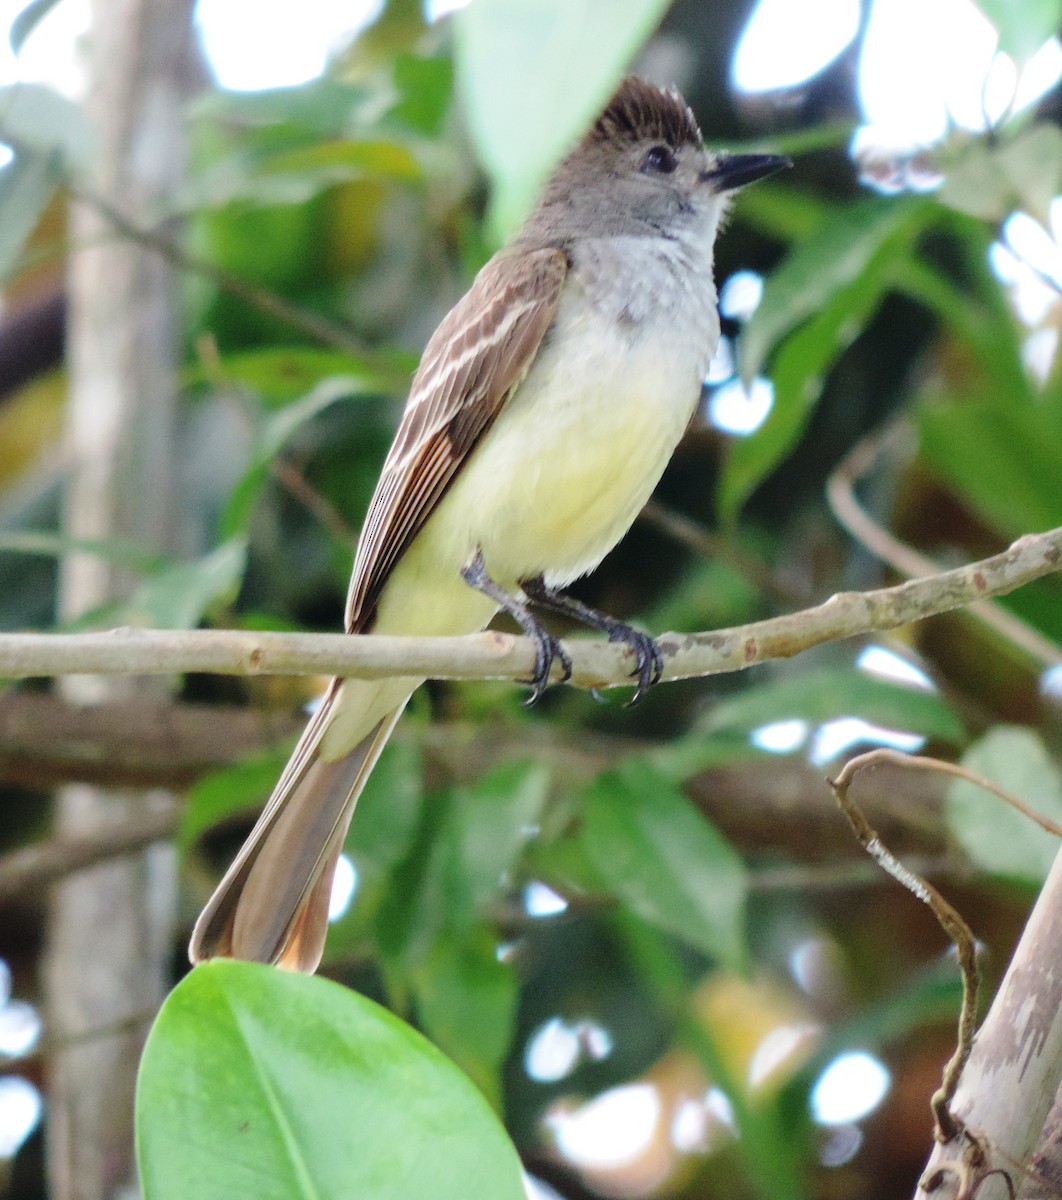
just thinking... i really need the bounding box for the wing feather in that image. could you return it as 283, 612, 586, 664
345, 246, 568, 632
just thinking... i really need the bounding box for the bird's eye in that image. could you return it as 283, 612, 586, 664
640, 144, 678, 175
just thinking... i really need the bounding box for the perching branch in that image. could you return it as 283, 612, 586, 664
827, 423, 1062, 668
0, 526, 1059, 686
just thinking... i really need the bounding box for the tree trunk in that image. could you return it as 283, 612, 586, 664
44, 3, 201, 1197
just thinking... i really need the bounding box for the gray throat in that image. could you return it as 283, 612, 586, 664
568, 232, 720, 355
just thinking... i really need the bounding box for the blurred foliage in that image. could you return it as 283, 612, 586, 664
2, 0, 1062, 1198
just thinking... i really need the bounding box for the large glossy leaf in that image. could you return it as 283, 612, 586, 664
945, 726, 1062, 884
136, 960, 527, 1200
454, 0, 671, 235
580, 759, 747, 967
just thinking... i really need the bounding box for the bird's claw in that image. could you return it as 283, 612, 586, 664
609, 626, 664, 706
521, 628, 573, 705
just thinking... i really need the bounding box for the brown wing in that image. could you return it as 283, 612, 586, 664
345, 245, 569, 632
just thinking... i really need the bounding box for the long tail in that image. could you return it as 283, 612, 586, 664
189, 680, 405, 973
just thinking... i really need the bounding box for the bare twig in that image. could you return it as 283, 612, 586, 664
0, 526, 1058, 687
270, 456, 360, 547
829, 749, 981, 1143
827, 424, 1062, 668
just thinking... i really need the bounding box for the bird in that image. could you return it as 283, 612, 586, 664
190, 75, 788, 973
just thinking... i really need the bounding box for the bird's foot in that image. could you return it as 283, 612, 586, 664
605, 621, 664, 706
521, 575, 664, 705
461, 549, 572, 704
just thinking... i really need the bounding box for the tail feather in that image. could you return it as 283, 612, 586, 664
189, 683, 405, 973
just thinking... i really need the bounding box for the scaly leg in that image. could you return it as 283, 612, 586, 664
461, 549, 573, 704
521, 574, 663, 705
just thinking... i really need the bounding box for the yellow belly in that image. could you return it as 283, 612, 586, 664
321, 286, 710, 757
373, 305, 704, 641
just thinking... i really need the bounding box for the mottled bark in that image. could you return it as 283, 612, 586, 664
45, 3, 201, 1197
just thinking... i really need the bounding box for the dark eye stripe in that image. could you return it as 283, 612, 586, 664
640, 144, 678, 175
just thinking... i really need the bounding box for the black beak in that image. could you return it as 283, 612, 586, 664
700, 153, 791, 192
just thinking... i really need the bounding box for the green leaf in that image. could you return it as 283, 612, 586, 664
374, 763, 549, 969
345, 736, 425, 881
945, 726, 1062, 884
0, 152, 56, 283
975, 0, 1062, 60
186, 346, 409, 406
580, 758, 747, 967
702, 667, 967, 744
450, 759, 550, 917
390, 55, 454, 137
741, 196, 924, 383
221, 376, 386, 536
179, 743, 293, 853
720, 246, 894, 520
136, 960, 527, 1200
0, 82, 95, 169
186, 138, 421, 210
9, 0, 64, 54
258, 138, 423, 181
918, 395, 1062, 536
323, 736, 426, 962
719, 196, 931, 518
454, 0, 672, 236
413, 926, 517, 1106
894, 243, 1028, 401
123, 537, 248, 629
938, 124, 1062, 224
374, 789, 458, 974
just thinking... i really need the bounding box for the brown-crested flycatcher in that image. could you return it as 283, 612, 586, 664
190, 76, 788, 972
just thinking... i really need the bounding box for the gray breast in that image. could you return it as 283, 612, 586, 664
572, 235, 717, 342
